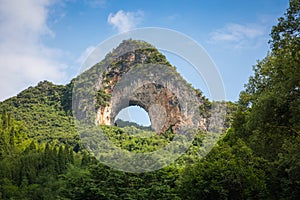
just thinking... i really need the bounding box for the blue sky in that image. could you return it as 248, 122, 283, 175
0, 0, 289, 124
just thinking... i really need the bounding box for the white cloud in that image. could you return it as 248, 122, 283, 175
108, 10, 143, 33
0, 0, 67, 101
209, 23, 266, 48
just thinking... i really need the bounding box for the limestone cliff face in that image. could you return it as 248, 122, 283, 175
115, 83, 182, 133
74, 39, 208, 133
131, 84, 182, 132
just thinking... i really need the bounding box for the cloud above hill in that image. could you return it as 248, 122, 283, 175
108, 10, 144, 33
0, 0, 67, 101
209, 23, 266, 48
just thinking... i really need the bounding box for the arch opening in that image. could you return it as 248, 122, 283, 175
114, 105, 152, 129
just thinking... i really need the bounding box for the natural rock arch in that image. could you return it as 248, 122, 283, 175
97, 83, 182, 133
71, 39, 207, 134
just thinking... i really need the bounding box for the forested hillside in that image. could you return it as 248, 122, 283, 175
0, 0, 299, 199
0, 80, 76, 144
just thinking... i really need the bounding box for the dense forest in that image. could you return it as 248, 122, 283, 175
0, 0, 299, 199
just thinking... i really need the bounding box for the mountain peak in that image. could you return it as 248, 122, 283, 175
114, 39, 154, 51
103, 39, 169, 66
73, 39, 207, 133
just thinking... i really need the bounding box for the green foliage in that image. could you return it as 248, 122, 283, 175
0, 113, 78, 199
275, 136, 300, 199
0, 81, 77, 145
58, 163, 181, 200
0, 112, 206, 199
102, 125, 173, 153
179, 140, 268, 199
227, 0, 300, 198
231, 0, 300, 160
270, 0, 300, 51
115, 118, 153, 131
95, 88, 111, 108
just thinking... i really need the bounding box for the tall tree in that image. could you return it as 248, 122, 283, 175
232, 0, 300, 159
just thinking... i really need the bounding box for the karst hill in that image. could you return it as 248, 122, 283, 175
73, 39, 208, 134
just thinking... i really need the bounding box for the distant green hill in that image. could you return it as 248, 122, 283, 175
0, 80, 77, 144
114, 118, 153, 131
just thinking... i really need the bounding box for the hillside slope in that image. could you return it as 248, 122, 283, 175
0, 80, 76, 144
